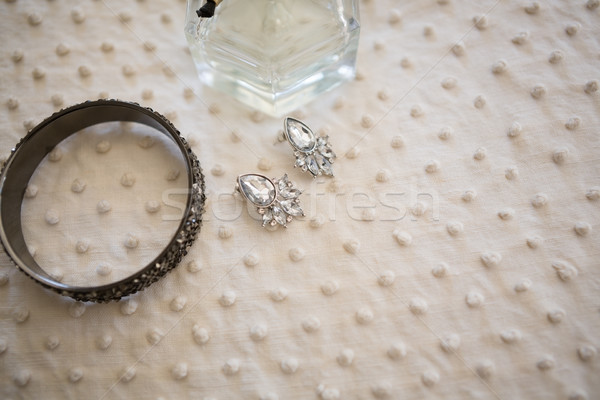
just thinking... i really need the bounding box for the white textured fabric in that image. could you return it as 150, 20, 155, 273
1, 1, 599, 399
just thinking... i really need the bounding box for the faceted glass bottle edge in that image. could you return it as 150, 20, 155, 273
184, 0, 360, 117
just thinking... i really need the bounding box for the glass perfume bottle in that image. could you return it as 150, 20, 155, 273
184, 0, 360, 117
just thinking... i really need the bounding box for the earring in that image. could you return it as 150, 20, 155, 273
236, 173, 304, 228
281, 117, 336, 178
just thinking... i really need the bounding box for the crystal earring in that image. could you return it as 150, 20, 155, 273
236, 173, 304, 228
279, 117, 336, 178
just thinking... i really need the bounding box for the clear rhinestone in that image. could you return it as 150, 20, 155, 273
272, 206, 287, 226
280, 187, 301, 199
315, 153, 334, 176
285, 117, 316, 152
262, 208, 273, 226
306, 155, 319, 176
238, 174, 276, 207
280, 200, 304, 217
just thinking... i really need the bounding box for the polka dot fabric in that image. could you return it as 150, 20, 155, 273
0, 0, 598, 399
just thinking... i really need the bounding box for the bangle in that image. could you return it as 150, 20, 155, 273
0, 99, 205, 302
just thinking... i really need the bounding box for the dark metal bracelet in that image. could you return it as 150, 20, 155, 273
0, 99, 206, 302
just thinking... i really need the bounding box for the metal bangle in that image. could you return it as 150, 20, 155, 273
0, 99, 206, 302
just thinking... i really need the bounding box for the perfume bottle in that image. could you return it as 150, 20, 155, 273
185, 0, 360, 117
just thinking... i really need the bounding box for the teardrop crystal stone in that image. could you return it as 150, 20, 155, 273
238, 174, 276, 207
285, 117, 316, 152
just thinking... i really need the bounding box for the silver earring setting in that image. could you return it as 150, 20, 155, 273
283, 117, 336, 178
236, 173, 304, 228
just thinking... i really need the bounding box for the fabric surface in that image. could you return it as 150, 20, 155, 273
1, 1, 599, 399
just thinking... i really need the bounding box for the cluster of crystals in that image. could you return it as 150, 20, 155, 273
1, 100, 206, 303
294, 135, 335, 177
285, 117, 335, 178
258, 174, 304, 227
238, 173, 304, 228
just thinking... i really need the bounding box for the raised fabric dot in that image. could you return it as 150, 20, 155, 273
97, 334, 112, 350
120, 173, 135, 187
78, 65, 91, 78
96, 264, 112, 277
280, 358, 298, 374
361, 114, 374, 128
547, 308, 565, 324
388, 9, 401, 24
537, 355, 555, 370
243, 252, 259, 268
13, 369, 31, 387
11, 49, 24, 63
512, 31, 529, 44
524, 2, 540, 14
257, 157, 273, 171
531, 193, 548, 208
441, 77, 457, 89
498, 208, 515, 220
343, 239, 360, 254
12, 306, 29, 323
302, 316, 321, 332
551, 260, 577, 281
552, 147, 569, 164
192, 325, 210, 345
222, 359, 240, 376
452, 41, 465, 56
565, 22, 581, 36
0, 271, 9, 287
28, 12, 43, 26
219, 290, 236, 307
530, 85, 546, 99
356, 307, 374, 324
337, 348, 354, 367
145, 200, 161, 213
577, 345, 597, 362
400, 57, 412, 68
465, 291, 484, 308
548, 50, 564, 64
462, 189, 477, 202
586, 187, 600, 201
474, 95, 486, 108
48, 148, 62, 162
45, 335, 60, 351
446, 221, 463, 236
378, 270, 395, 287
476, 360, 495, 379
96, 140, 111, 153
51, 94, 64, 107
505, 166, 519, 180
120, 366, 136, 383
574, 221, 591, 236
68, 367, 83, 383
439, 126, 453, 140
472, 14, 488, 29
45, 209, 60, 225
409, 298, 428, 315
6, 97, 19, 110
166, 169, 180, 181
481, 251, 501, 268
526, 236, 543, 249
170, 296, 187, 312
387, 342, 407, 360
390, 135, 404, 148
218, 226, 232, 239
440, 333, 460, 352
124, 233, 139, 249
321, 280, 339, 296
410, 105, 424, 117
270, 287, 288, 302
71, 7, 85, 23
432, 262, 448, 278
569, 390, 589, 400
32, 67, 46, 80
120, 299, 138, 315
588, 0, 600, 9
500, 329, 522, 344
507, 121, 522, 138
371, 382, 392, 398
146, 328, 163, 345
317, 385, 340, 400
289, 247, 305, 262
172, 363, 188, 380
424, 160, 440, 173
250, 324, 268, 341
515, 280, 531, 294
565, 116, 581, 130
584, 80, 598, 94
421, 370, 439, 387
392, 230, 412, 246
